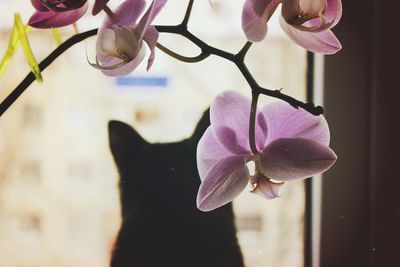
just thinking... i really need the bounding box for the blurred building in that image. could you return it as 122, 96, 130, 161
0, 1, 306, 267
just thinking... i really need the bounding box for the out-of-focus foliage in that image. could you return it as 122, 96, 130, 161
0, 13, 42, 82
51, 28, 62, 45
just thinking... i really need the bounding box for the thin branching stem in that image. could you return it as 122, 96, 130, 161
181, 0, 195, 27
249, 91, 260, 154
155, 25, 323, 115
237, 41, 253, 60
0, 0, 323, 117
102, 5, 116, 21
156, 42, 209, 63
0, 29, 98, 117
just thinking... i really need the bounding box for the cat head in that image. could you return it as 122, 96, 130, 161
108, 110, 210, 216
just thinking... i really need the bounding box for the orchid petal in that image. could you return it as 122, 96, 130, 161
211, 91, 267, 154
95, 0, 148, 76
92, 0, 110, 15
102, 0, 146, 28
197, 155, 249, 211
31, 0, 48, 11
136, 0, 167, 39
197, 127, 235, 180
280, 15, 341, 54
94, 0, 165, 76
261, 138, 337, 181
325, 0, 342, 28
261, 101, 331, 147
242, 0, 281, 42
143, 25, 159, 71
251, 176, 286, 199
28, 2, 88, 28
98, 45, 146, 76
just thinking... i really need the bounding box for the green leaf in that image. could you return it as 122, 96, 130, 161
14, 13, 43, 82
0, 21, 20, 79
51, 28, 62, 45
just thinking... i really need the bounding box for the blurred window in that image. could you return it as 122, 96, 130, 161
20, 161, 41, 186
22, 104, 42, 130
0, 2, 307, 267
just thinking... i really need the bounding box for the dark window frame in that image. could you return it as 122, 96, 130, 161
305, 0, 400, 266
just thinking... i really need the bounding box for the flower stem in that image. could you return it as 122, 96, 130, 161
102, 5, 116, 21
0, 29, 98, 117
156, 42, 209, 63
155, 25, 323, 115
237, 41, 253, 60
249, 90, 260, 154
181, 0, 195, 27
0, 9, 324, 117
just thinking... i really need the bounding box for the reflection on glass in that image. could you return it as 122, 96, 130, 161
0, 1, 306, 267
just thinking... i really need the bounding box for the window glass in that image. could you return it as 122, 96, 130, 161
0, 1, 306, 266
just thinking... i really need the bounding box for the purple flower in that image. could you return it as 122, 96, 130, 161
28, 0, 112, 28
196, 91, 337, 211
242, 0, 342, 54
29, 0, 89, 28
91, 0, 166, 76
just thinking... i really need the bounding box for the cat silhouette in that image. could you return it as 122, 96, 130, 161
108, 110, 245, 267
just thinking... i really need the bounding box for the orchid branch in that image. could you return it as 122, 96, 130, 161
237, 41, 253, 60
0, 25, 321, 117
155, 25, 323, 115
155, 0, 321, 156
249, 90, 260, 154
181, 0, 195, 27
156, 42, 209, 63
0, 2, 322, 118
0, 29, 98, 117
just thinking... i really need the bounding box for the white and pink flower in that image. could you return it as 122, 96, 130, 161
196, 91, 337, 211
242, 0, 342, 54
92, 0, 167, 76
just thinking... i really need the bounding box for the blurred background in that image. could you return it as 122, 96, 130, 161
0, 1, 308, 267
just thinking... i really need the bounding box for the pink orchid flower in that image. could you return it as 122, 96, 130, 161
29, 0, 88, 28
242, 0, 342, 54
28, 0, 110, 28
196, 91, 337, 211
90, 0, 166, 76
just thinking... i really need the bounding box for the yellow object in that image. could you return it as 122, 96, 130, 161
15, 13, 42, 82
0, 13, 42, 82
51, 28, 63, 45
0, 22, 20, 79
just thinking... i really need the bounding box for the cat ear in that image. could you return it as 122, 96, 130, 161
108, 120, 149, 163
190, 108, 210, 145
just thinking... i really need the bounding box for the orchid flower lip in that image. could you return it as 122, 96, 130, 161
89, 58, 126, 70
40, 0, 87, 12
284, 5, 331, 33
